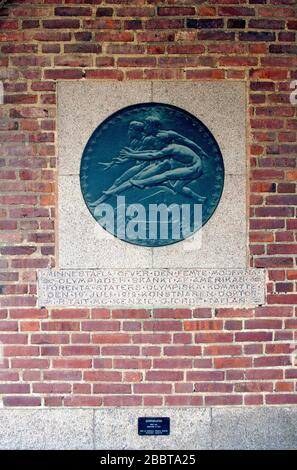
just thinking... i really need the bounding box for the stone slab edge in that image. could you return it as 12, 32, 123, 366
0, 407, 296, 450
37, 268, 266, 308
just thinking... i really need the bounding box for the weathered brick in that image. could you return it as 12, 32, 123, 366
43, 19, 80, 29
0, 0, 296, 410
54, 7, 92, 16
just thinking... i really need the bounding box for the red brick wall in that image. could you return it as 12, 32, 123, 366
0, 0, 296, 407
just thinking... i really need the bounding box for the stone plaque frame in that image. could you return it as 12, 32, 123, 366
57, 81, 248, 270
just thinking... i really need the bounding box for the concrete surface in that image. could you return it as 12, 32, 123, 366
0, 407, 296, 450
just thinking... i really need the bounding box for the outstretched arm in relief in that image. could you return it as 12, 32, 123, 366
168, 131, 209, 159
120, 147, 167, 161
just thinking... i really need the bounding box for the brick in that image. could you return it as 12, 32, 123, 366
241, 32, 277, 43
131, 334, 171, 344
64, 43, 101, 53
203, 345, 241, 356
143, 396, 162, 406
219, 7, 255, 16
259, 6, 295, 17
164, 346, 201, 356
158, 7, 195, 16
64, 397, 102, 407
287, 20, 297, 30
184, 320, 223, 331
112, 309, 149, 319
255, 257, 294, 268
254, 356, 291, 367
103, 396, 142, 407
187, 19, 224, 29
91, 309, 111, 319
173, 333, 192, 344
32, 334, 69, 344
4, 346, 39, 357
167, 45, 205, 55
10, 309, 47, 319
137, 32, 175, 43
84, 371, 121, 381
267, 294, 297, 305
22, 20, 39, 29
267, 244, 297, 255
52, 359, 92, 369
11, 358, 49, 369
92, 333, 130, 343
43, 20, 80, 29
219, 57, 258, 67
43, 370, 81, 381
3, 397, 41, 407
51, 309, 89, 319
153, 308, 191, 319
186, 70, 225, 79
117, 57, 156, 67
249, 19, 285, 29
227, 19, 246, 29
0, 322, 18, 332
146, 370, 183, 381
54, 7, 92, 16
187, 370, 224, 382
134, 383, 172, 394
208, 43, 245, 54
96, 8, 113, 17
266, 395, 297, 405
195, 332, 233, 343
85, 69, 124, 80
94, 384, 131, 394
193, 308, 212, 318
215, 357, 252, 369
154, 359, 192, 369
34, 32, 71, 41
82, 321, 119, 331
74, 32, 92, 41
235, 332, 273, 342
101, 346, 140, 356
123, 20, 142, 30
113, 359, 151, 369
85, 20, 121, 29
195, 383, 233, 393
165, 396, 203, 406
62, 346, 100, 355
33, 383, 71, 394
235, 382, 273, 393
44, 69, 83, 80
143, 321, 182, 331
143, 69, 184, 80
106, 44, 143, 55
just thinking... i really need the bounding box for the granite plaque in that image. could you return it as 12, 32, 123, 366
58, 81, 247, 269
38, 269, 265, 308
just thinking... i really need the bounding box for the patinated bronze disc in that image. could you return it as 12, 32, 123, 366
80, 103, 224, 247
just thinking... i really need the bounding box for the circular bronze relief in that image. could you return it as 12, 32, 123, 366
80, 103, 224, 247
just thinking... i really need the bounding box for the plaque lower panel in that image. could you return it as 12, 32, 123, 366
37, 269, 265, 308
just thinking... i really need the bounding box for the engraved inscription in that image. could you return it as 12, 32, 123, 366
38, 269, 265, 308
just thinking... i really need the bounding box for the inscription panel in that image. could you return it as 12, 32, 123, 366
38, 269, 265, 308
